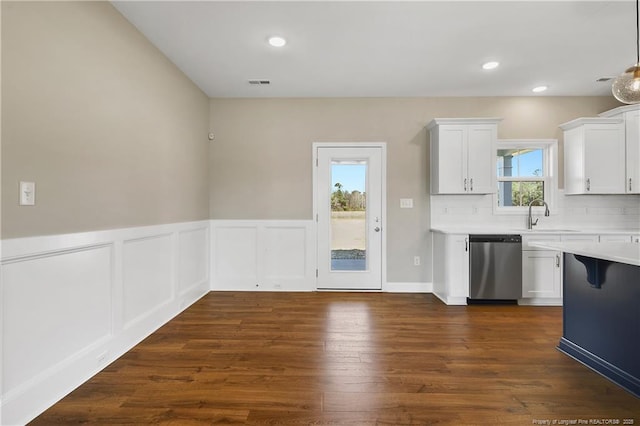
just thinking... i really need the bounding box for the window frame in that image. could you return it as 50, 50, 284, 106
493, 139, 558, 215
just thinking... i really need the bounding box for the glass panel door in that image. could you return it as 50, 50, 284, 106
331, 161, 367, 271
316, 146, 383, 290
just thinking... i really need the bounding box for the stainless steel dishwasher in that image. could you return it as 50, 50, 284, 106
468, 234, 522, 304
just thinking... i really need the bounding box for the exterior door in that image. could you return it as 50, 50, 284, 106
315, 145, 384, 290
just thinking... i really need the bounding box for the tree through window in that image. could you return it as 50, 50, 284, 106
496, 140, 557, 211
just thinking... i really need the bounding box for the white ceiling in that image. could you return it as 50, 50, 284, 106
111, 1, 637, 98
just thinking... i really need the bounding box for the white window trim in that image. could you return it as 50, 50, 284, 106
493, 139, 558, 216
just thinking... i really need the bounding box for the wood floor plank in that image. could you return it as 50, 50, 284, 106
30, 292, 640, 425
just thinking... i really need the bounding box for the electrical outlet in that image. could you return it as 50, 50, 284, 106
413, 256, 421, 266
400, 198, 414, 209
19, 181, 36, 206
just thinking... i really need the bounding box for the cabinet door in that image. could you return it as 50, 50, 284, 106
434, 126, 467, 194
583, 125, 625, 194
625, 109, 640, 193
466, 125, 496, 194
563, 128, 585, 195
448, 235, 469, 298
522, 250, 561, 298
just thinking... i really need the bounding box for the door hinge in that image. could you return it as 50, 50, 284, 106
316, 269, 318, 277
316, 213, 318, 222
316, 158, 318, 167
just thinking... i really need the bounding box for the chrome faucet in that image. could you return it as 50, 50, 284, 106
527, 199, 550, 229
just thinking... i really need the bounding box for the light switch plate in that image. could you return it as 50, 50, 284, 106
400, 198, 413, 209
19, 181, 36, 206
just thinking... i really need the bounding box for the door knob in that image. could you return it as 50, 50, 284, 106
374, 227, 381, 232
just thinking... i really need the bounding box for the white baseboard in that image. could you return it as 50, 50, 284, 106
433, 294, 563, 307
432, 291, 468, 305
383, 282, 432, 293
518, 298, 563, 306
1, 221, 210, 425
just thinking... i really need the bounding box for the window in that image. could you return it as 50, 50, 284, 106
495, 139, 557, 213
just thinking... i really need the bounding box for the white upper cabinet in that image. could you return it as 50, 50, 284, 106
560, 117, 625, 194
600, 105, 640, 194
428, 118, 501, 194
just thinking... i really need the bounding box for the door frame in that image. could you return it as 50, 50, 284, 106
312, 142, 387, 291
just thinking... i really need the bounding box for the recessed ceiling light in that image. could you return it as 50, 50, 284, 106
482, 61, 499, 70
268, 36, 286, 47
532, 85, 548, 93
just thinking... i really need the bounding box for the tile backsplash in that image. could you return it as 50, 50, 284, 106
430, 191, 640, 230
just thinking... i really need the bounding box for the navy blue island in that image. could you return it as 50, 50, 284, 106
532, 241, 640, 397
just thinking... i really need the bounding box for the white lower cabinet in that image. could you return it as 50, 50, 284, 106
434, 231, 638, 307
519, 233, 631, 306
520, 234, 562, 305
432, 232, 469, 305
522, 250, 562, 301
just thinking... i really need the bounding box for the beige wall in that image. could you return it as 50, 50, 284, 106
208, 97, 620, 282
1, 1, 210, 239
0, 1, 622, 282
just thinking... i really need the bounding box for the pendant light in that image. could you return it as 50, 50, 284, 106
611, 0, 640, 104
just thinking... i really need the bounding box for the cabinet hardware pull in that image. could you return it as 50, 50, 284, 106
470, 178, 474, 191
556, 254, 560, 267
630, 178, 633, 192
586, 178, 591, 191
464, 178, 467, 192
465, 238, 468, 252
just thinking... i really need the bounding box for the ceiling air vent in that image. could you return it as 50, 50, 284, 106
249, 79, 271, 85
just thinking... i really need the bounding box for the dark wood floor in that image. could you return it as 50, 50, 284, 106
32, 292, 639, 425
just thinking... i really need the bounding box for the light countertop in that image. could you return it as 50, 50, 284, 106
431, 227, 640, 236
529, 242, 640, 266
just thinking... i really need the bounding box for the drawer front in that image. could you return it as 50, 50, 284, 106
522, 234, 561, 250
599, 234, 633, 243
560, 234, 599, 243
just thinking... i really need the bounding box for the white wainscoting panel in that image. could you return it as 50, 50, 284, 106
2, 245, 113, 394
263, 225, 310, 289
214, 226, 258, 289
211, 221, 316, 291
1, 221, 210, 425
123, 235, 174, 328
179, 227, 209, 295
